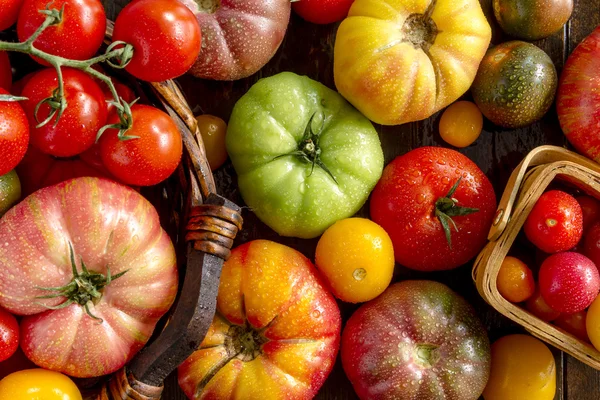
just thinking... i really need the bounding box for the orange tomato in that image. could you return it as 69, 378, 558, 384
439, 101, 483, 147
555, 311, 589, 342
526, 288, 561, 321
315, 218, 395, 303
0, 369, 82, 400
196, 114, 228, 170
483, 334, 556, 400
586, 295, 600, 351
497, 256, 535, 303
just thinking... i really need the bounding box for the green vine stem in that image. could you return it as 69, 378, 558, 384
0, 2, 136, 135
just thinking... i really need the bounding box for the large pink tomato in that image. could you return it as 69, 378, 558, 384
0, 177, 178, 378
179, 0, 291, 80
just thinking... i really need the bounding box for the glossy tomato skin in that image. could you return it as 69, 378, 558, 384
293, 0, 354, 24
493, 0, 573, 40
17, 0, 106, 64
0, 170, 21, 216
21, 68, 107, 157
539, 252, 600, 313
112, 0, 201, 82
178, 240, 341, 400
196, 114, 228, 170
0, 178, 178, 377
0, 0, 24, 31
342, 280, 490, 400
0, 52, 11, 91
0, 369, 82, 400
0, 307, 18, 362
555, 311, 590, 342
557, 27, 600, 162
370, 147, 496, 271
497, 256, 535, 303
0, 88, 29, 176
99, 105, 183, 186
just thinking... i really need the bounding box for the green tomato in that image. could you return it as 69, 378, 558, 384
0, 170, 21, 216
227, 72, 384, 239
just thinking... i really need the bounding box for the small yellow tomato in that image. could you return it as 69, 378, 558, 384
483, 334, 556, 400
196, 114, 228, 170
587, 295, 600, 350
315, 218, 394, 303
439, 101, 484, 148
0, 369, 82, 400
496, 256, 535, 303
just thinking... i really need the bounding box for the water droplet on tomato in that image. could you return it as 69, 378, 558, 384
311, 310, 321, 319
416, 193, 427, 204
442, 176, 451, 185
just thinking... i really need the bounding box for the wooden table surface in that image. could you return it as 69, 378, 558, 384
122, 0, 600, 398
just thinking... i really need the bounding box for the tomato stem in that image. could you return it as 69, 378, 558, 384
434, 178, 479, 249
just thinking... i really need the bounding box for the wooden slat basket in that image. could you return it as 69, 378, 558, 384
473, 145, 600, 370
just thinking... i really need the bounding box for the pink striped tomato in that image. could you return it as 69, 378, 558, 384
0, 177, 178, 378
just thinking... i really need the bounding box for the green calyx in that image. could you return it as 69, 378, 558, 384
415, 344, 440, 368
35, 242, 128, 322
434, 178, 479, 249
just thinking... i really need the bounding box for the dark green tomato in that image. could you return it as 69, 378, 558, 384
0, 170, 21, 216
494, 0, 573, 40
472, 41, 557, 129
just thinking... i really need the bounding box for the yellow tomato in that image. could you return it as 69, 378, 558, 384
483, 335, 556, 400
587, 295, 600, 350
0, 369, 82, 400
196, 114, 228, 170
315, 218, 395, 303
496, 256, 535, 303
439, 101, 484, 148
334, 0, 491, 125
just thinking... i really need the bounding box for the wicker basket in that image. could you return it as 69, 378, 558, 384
473, 145, 600, 370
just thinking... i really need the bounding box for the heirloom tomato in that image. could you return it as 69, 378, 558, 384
0, 52, 10, 91
558, 26, 600, 162
180, 0, 290, 80
0, 170, 20, 216
0, 369, 82, 400
342, 280, 491, 400
370, 147, 496, 271
334, 0, 491, 125
178, 240, 341, 400
0, 88, 29, 176
493, 0, 573, 40
0, 177, 178, 377
227, 72, 384, 239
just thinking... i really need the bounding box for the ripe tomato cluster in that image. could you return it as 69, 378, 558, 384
497, 190, 600, 348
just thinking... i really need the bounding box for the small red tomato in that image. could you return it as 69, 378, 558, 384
99, 104, 183, 186
584, 221, 600, 267
0, 88, 29, 176
17, 0, 106, 65
554, 311, 590, 342
524, 190, 583, 253
0, 52, 11, 92
539, 252, 600, 313
576, 196, 600, 232
102, 79, 136, 117
0, 0, 25, 31
292, 0, 354, 24
526, 288, 561, 322
112, 0, 201, 82
21, 67, 107, 157
0, 307, 18, 362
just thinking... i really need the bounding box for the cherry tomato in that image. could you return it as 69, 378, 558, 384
539, 252, 599, 313
292, 0, 354, 24
17, 0, 105, 65
21, 67, 107, 157
0, 369, 82, 400
9, 71, 34, 97
439, 101, 484, 148
0, 52, 11, 92
584, 221, 600, 267
526, 288, 561, 322
99, 104, 183, 186
0, 170, 21, 216
0, 308, 18, 362
587, 296, 600, 351
315, 218, 395, 303
196, 114, 227, 170
112, 0, 201, 82
524, 190, 583, 253
0, 0, 24, 31
555, 311, 590, 342
483, 334, 556, 400
0, 88, 29, 176
497, 256, 535, 303
576, 195, 600, 232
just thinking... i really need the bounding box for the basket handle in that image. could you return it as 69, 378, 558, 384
488, 145, 600, 241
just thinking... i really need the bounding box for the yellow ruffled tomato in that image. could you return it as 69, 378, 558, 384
315, 218, 394, 303
0, 369, 82, 400
439, 101, 484, 148
587, 295, 600, 350
196, 114, 228, 170
483, 335, 556, 400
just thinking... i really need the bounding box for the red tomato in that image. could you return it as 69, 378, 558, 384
102, 79, 136, 117
0, 348, 36, 380
557, 26, 600, 163
0, 52, 11, 92
9, 71, 35, 96
112, 0, 201, 82
370, 147, 496, 271
0, 0, 24, 31
524, 190, 583, 253
584, 221, 600, 267
99, 104, 183, 186
17, 0, 105, 65
0, 88, 29, 176
21, 67, 107, 157
293, 0, 354, 24
526, 288, 561, 322
539, 252, 600, 313
577, 196, 600, 232
0, 307, 18, 362
554, 311, 590, 342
